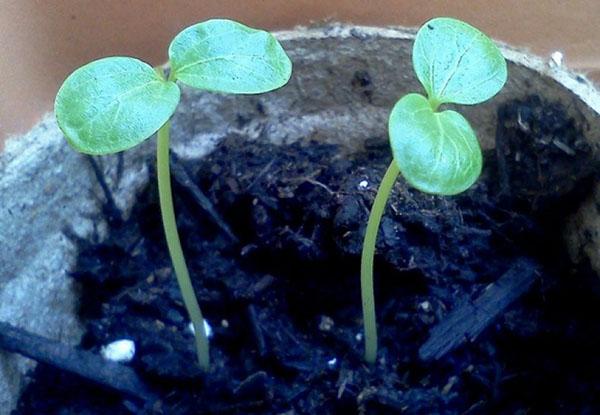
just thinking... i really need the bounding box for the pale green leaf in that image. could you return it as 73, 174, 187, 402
169, 19, 292, 94
413, 17, 507, 106
55, 57, 180, 155
389, 93, 482, 195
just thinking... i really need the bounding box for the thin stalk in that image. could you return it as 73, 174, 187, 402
360, 160, 400, 363
157, 121, 210, 371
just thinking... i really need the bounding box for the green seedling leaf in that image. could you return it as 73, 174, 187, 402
389, 93, 482, 195
362, 17, 506, 366
413, 17, 507, 107
55, 57, 180, 155
169, 19, 292, 94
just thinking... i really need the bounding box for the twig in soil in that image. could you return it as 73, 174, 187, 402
284, 174, 336, 196
247, 274, 275, 298
202, 400, 265, 414
245, 159, 275, 191
419, 257, 540, 361
0, 321, 156, 403
246, 304, 267, 357
299, 177, 336, 195
86, 155, 123, 225
170, 154, 239, 243
374, 389, 408, 412
233, 371, 269, 399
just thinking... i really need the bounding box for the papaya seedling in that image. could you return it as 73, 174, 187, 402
360, 17, 507, 363
54, 19, 292, 371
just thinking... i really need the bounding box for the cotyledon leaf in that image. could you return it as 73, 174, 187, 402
413, 17, 507, 106
389, 93, 482, 195
55, 57, 180, 155
168, 19, 292, 94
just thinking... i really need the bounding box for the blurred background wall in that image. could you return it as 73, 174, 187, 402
1, 0, 599, 148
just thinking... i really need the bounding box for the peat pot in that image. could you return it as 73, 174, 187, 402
3, 24, 600, 414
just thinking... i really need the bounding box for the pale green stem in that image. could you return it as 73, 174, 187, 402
360, 160, 400, 363
157, 121, 210, 371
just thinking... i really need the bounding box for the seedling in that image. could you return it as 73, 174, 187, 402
55, 19, 292, 371
360, 17, 507, 363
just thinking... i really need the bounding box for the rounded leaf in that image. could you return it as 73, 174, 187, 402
169, 19, 292, 94
389, 94, 482, 195
55, 57, 180, 155
413, 17, 507, 106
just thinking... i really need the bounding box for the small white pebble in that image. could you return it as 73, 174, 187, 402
100, 339, 136, 363
327, 357, 338, 368
442, 375, 459, 395
358, 180, 369, 189
188, 320, 213, 338
319, 315, 335, 332
419, 301, 432, 312
355, 332, 363, 342
549, 51, 563, 68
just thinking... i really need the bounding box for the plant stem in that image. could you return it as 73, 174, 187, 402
360, 160, 400, 363
157, 121, 210, 371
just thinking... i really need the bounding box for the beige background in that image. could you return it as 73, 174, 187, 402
1, 0, 599, 148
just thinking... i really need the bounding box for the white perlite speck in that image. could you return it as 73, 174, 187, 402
549, 51, 564, 68
100, 339, 136, 363
318, 315, 335, 331
418, 301, 432, 312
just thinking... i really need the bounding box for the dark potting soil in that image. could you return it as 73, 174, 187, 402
15, 95, 600, 414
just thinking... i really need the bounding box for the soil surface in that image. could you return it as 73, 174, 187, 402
15, 95, 600, 414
